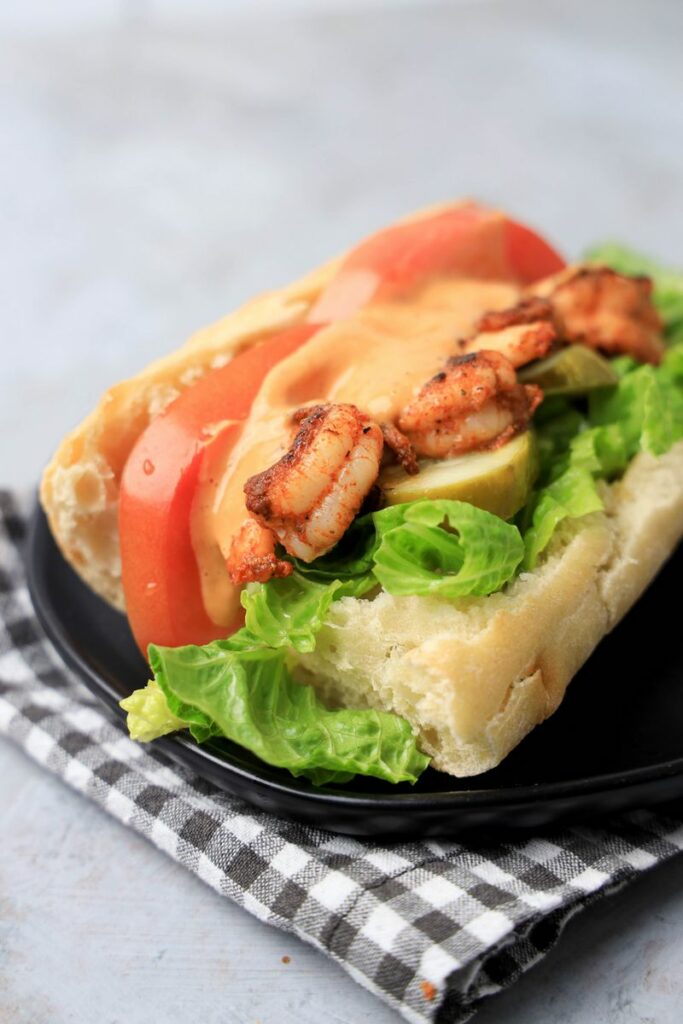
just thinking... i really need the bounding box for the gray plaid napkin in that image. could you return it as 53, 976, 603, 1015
1, 490, 682, 1023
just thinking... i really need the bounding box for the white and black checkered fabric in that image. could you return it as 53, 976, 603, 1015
1, 490, 682, 1023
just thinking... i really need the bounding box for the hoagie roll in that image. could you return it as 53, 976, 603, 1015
41, 202, 683, 781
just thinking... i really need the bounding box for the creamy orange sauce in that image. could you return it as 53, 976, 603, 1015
192, 277, 521, 625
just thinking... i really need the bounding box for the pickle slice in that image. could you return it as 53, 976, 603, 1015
379, 430, 538, 520
518, 344, 618, 396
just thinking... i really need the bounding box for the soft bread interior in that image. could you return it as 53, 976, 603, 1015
293, 442, 683, 776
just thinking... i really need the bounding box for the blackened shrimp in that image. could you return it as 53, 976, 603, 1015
398, 350, 542, 458
242, 403, 384, 565
380, 421, 420, 475
460, 301, 557, 368
227, 517, 293, 585
529, 265, 664, 364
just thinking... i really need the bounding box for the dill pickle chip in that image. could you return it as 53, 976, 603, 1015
380, 430, 538, 520
518, 345, 618, 395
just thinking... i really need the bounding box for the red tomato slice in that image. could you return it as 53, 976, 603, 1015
502, 218, 566, 284
308, 202, 565, 322
119, 323, 320, 655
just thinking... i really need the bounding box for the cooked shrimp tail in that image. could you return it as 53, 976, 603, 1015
227, 517, 293, 585
381, 422, 420, 475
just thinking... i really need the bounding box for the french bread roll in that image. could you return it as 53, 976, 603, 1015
40, 206, 683, 777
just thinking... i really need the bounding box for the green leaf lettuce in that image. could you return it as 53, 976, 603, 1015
371, 500, 524, 598
523, 345, 683, 567
122, 641, 429, 786
241, 572, 374, 654
120, 680, 188, 743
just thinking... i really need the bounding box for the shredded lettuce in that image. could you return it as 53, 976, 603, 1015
130, 641, 429, 786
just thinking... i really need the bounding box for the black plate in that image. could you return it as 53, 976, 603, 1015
27, 502, 683, 838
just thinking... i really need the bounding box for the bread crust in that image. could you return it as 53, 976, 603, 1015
40, 206, 683, 777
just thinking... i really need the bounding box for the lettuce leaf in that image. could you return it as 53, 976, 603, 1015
660, 343, 683, 387
522, 465, 603, 569
371, 500, 524, 598
524, 235, 683, 571
533, 399, 586, 476
589, 361, 683, 458
120, 679, 188, 742
523, 345, 683, 567
240, 517, 377, 653
567, 423, 630, 479
141, 641, 429, 785
289, 514, 378, 584
241, 572, 374, 653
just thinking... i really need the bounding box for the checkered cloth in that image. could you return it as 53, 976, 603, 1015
1, 490, 682, 1023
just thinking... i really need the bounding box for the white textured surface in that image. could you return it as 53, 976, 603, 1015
2, 1, 683, 1021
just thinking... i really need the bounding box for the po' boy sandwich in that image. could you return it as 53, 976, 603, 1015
41, 202, 683, 785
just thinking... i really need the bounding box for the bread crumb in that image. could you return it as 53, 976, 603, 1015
420, 980, 437, 1001
281, 955, 291, 964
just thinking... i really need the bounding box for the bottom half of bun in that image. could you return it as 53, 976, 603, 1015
292, 442, 683, 777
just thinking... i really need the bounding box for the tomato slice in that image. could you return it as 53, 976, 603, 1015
502, 218, 566, 284
308, 202, 565, 322
119, 323, 320, 655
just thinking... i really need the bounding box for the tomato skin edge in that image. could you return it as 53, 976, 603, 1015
119, 324, 320, 656
119, 420, 241, 655
308, 204, 565, 323
503, 219, 565, 284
